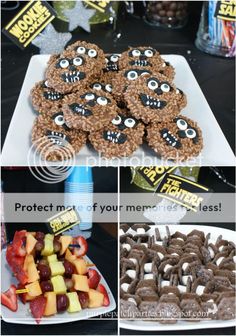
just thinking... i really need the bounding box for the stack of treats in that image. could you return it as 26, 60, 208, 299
30, 41, 203, 161
120, 224, 235, 323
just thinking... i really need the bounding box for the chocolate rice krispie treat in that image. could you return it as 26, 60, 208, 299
45, 50, 94, 94
62, 89, 118, 132
146, 115, 203, 162
119, 46, 175, 80
124, 74, 187, 124
112, 68, 152, 103
89, 109, 145, 158
31, 111, 87, 161
120, 224, 236, 323
30, 80, 64, 114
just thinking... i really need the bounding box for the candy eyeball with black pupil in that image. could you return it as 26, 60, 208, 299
59, 59, 69, 68
176, 119, 188, 130
77, 46, 86, 54
105, 84, 112, 92
112, 115, 122, 125
127, 70, 138, 80
110, 55, 119, 62
186, 129, 196, 138
132, 49, 141, 57
73, 57, 83, 66
88, 49, 97, 58
148, 79, 158, 90
161, 83, 170, 92
144, 49, 153, 57
54, 115, 65, 126
93, 83, 102, 90
85, 93, 95, 100
124, 118, 136, 128
97, 96, 108, 105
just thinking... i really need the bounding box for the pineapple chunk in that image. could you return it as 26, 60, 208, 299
51, 275, 67, 294
47, 254, 58, 263
41, 235, 54, 256
45, 234, 54, 241
66, 292, 81, 313
49, 261, 65, 276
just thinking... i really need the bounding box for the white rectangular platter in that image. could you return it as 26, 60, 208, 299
1, 55, 235, 166
1, 250, 116, 325
119, 224, 236, 331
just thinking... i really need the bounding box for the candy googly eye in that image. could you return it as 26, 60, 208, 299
161, 83, 171, 92
93, 83, 102, 90
186, 128, 197, 139
127, 70, 138, 80
144, 49, 154, 57
54, 114, 65, 126
132, 49, 141, 57
112, 115, 122, 125
97, 96, 108, 105
77, 46, 86, 54
73, 57, 83, 66
88, 49, 97, 58
105, 84, 112, 92
176, 118, 188, 130
85, 93, 95, 100
59, 59, 69, 68
110, 55, 119, 62
147, 79, 159, 90
124, 118, 136, 128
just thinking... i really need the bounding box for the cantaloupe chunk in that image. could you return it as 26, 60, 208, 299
73, 258, 87, 275
44, 292, 57, 316
59, 236, 73, 255
26, 233, 37, 254
27, 260, 40, 283
25, 281, 42, 297
65, 249, 76, 262
88, 289, 104, 308
72, 274, 89, 292
23, 254, 34, 271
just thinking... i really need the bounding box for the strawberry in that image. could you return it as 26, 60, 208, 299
12, 264, 28, 285
97, 284, 110, 307
1, 285, 18, 312
72, 236, 88, 257
12, 230, 27, 257
16, 283, 27, 304
6, 245, 24, 268
30, 296, 47, 324
87, 269, 101, 289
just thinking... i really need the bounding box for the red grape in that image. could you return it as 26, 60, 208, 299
64, 278, 74, 291
56, 294, 69, 312
40, 280, 53, 293
63, 260, 75, 278
38, 264, 51, 281
35, 232, 45, 241
77, 291, 89, 309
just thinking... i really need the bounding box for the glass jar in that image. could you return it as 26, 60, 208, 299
195, 1, 236, 57
145, 1, 188, 28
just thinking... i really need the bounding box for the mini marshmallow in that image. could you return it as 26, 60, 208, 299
119, 229, 125, 236
177, 285, 187, 293
207, 303, 217, 314
144, 263, 152, 273
216, 256, 224, 266
182, 262, 189, 271
155, 241, 163, 246
129, 258, 137, 265
126, 270, 136, 279
208, 247, 215, 259
232, 270, 236, 273
144, 274, 154, 280
141, 243, 148, 248
121, 283, 129, 292
157, 252, 164, 260
219, 245, 224, 252
122, 243, 131, 251
190, 252, 196, 255
164, 264, 172, 273
128, 298, 137, 305
137, 228, 145, 234
208, 239, 216, 245
182, 275, 192, 285
171, 253, 179, 256
233, 256, 236, 263
207, 299, 214, 302
162, 280, 170, 287
176, 237, 184, 241
196, 285, 205, 295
